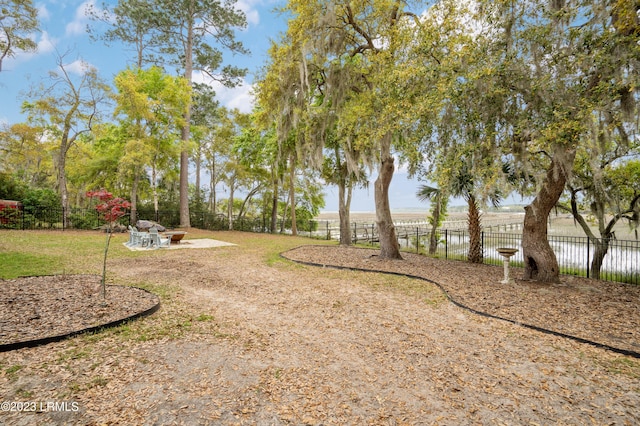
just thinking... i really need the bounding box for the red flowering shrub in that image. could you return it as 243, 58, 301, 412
86, 189, 131, 302
87, 189, 131, 230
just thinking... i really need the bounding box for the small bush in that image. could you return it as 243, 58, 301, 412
69, 213, 99, 230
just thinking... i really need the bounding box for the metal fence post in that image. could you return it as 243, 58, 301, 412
445, 229, 448, 259
586, 237, 590, 279
353, 222, 357, 244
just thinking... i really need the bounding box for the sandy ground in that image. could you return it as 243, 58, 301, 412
0, 231, 638, 425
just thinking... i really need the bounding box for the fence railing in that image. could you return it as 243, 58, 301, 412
2, 206, 638, 285
309, 220, 639, 285
0, 205, 320, 234
0, 205, 100, 230
427, 229, 639, 285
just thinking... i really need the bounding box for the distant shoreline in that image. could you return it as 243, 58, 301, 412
316, 209, 528, 221
316, 211, 461, 222
317, 205, 530, 220
314, 211, 637, 239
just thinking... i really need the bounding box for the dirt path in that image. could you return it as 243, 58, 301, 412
1, 233, 639, 425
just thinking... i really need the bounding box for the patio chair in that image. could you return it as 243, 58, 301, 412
148, 227, 171, 249
126, 226, 151, 248
125, 226, 140, 247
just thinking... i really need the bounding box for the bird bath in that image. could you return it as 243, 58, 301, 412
497, 248, 518, 284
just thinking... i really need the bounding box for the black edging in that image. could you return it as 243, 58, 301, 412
0, 285, 161, 353
281, 246, 640, 360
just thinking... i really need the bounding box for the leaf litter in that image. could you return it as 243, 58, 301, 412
0, 239, 639, 425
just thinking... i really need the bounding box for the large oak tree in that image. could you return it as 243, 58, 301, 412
473, 0, 639, 282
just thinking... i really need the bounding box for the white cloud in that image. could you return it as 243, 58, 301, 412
3, 31, 57, 70
65, 21, 84, 36
63, 59, 95, 75
221, 82, 255, 113
37, 31, 57, 54
236, 0, 262, 27
37, 4, 51, 21
76, 0, 96, 20
65, 0, 95, 37
193, 72, 256, 113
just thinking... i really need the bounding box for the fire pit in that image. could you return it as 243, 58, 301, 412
163, 231, 187, 243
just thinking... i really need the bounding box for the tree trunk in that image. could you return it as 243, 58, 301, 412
428, 196, 441, 255
152, 165, 159, 219
467, 195, 483, 263
271, 175, 278, 233
130, 173, 139, 225
55, 72, 83, 230
179, 132, 191, 227
179, 15, 195, 228
228, 180, 235, 231
375, 133, 402, 260
57, 152, 70, 229
566, 188, 613, 281
57, 120, 76, 229
238, 185, 261, 220
590, 238, 609, 280
209, 160, 216, 213
281, 189, 289, 234
195, 143, 201, 204
338, 180, 352, 246
522, 146, 576, 283
289, 153, 297, 236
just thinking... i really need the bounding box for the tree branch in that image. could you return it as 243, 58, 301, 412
565, 187, 599, 240
344, 4, 378, 56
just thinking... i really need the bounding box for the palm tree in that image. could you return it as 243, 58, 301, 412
447, 162, 502, 264
417, 185, 448, 255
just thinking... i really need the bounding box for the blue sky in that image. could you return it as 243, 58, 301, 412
0, 0, 286, 122
0, 0, 460, 213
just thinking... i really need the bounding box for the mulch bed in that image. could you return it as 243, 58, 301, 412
283, 245, 640, 358
0, 275, 159, 349
2, 246, 638, 357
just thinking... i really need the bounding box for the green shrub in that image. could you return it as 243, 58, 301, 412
69, 213, 99, 230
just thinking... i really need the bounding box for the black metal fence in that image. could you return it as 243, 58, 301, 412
0, 205, 96, 230
317, 222, 638, 285
2, 206, 638, 285
423, 229, 639, 285
307, 221, 639, 285
0, 205, 319, 234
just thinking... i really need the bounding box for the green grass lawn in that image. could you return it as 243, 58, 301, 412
0, 230, 145, 279
0, 229, 332, 280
